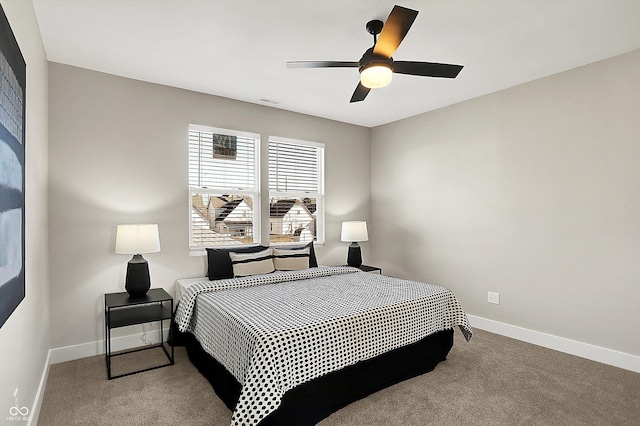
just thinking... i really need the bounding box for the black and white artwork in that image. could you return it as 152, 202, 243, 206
0, 4, 26, 329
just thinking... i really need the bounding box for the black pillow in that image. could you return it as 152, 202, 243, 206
289, 242, 318, 268
206, 245, 269, 280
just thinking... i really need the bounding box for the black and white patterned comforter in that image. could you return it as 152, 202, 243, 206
175, 266, 472, 426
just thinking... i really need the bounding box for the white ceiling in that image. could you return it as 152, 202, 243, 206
32, 0, 640, 128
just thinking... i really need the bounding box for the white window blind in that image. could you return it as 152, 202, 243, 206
189, 125, 260, 249
268, 137, 324, 244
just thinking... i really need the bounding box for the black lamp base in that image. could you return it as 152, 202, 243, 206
125, 254, 151, 297
347, 242, 363, 268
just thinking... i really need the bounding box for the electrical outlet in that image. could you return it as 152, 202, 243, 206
488, 291, 500, 304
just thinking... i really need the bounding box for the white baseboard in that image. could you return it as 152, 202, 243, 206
467, 314, 640, 374
29, 328, 169, 425
48, 327, 170, 365
26, 350, 50, 426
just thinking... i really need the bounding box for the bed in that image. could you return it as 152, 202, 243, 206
174, 247, 472, 426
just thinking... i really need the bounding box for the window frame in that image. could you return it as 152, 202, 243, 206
188, 124, 261, 254
268, 135, 325, 246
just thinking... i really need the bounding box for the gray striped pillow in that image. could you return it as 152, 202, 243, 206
273, 247, 310, 271
229, 248, 275, 277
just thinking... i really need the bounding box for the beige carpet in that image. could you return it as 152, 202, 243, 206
38, 329, 640, 425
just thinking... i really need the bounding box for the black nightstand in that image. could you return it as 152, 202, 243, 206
104, 288, 174, 379
347, 264, 382, 274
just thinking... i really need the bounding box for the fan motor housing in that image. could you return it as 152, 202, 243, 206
358, 47, 394, 73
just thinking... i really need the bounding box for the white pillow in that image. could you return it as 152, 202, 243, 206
273, 247, 310, 271
229, 248, 275, 277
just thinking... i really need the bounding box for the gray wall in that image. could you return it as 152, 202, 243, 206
32, 13, 640, 374
48, 63, 371, 349
371, 49, 640, 357
0, 0, 49, 421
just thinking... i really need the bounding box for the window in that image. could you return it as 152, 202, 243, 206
269, 136, 324, 245
188, 125, 260, 249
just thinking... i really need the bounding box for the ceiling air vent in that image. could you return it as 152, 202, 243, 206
259, 98, 281, 105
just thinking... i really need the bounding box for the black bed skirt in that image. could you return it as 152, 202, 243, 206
172, 324, 454, 425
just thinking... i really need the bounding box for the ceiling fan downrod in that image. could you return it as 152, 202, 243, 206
366, 19, 384, 46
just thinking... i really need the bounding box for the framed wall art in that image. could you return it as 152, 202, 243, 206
212, 133, 237, 160
0, 4, 26, 328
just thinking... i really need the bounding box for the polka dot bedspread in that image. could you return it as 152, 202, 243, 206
175, 266, 472, 426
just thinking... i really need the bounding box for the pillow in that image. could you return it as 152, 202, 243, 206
273, 247, 310, 271
229, 248, 275, 277
206, 245, 269, 280
288, 242, 318, 267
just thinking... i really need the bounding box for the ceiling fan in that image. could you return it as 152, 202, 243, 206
286, 5, 464, 103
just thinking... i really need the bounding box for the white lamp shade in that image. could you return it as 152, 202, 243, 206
115, 224, 161, 254
341, 221, 368, 242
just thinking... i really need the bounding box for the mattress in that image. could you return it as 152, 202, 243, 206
174, 277, 207, 301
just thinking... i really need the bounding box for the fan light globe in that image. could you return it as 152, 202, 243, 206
360, 65, 393, 89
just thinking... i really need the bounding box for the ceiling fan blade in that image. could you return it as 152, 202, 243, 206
394, 61, 464, 78
286, 61, 359, 68
350, 82, 371, 103
373, 5, 418, 58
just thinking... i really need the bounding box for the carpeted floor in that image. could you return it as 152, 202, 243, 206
38, 329, 640, 425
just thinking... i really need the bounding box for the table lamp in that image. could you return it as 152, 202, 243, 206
341, 221, 368, 267
115, 224, 161, 297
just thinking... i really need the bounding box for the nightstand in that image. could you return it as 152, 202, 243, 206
104, 288, 174, 379
348, 264, 382, 274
